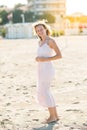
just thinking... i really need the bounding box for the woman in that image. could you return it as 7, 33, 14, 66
33, 21, 62, 123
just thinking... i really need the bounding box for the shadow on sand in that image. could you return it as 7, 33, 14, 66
33, 122, 59, 130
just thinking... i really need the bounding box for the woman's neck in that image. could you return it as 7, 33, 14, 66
41, 35, 48, 42
39, 35, 49, 46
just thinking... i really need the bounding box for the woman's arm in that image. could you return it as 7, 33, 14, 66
48, 38, 62, 60
36, 38, 62, 62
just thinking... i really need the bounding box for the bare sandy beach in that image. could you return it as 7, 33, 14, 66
0, 36, 87, 130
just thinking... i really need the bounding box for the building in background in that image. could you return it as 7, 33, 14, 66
27, 0, 66, 19
27, 0, 66, 34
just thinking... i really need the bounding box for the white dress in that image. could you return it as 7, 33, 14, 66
37, 42, 55, 107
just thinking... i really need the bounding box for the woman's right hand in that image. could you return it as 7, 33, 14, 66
36, 57, 40, 62
36, 56, 46, 62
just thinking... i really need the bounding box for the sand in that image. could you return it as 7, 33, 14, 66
0, 36, 87, 130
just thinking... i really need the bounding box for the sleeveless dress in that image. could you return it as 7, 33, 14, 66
36, 42, 55, 107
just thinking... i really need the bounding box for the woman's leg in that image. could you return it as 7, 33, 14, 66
46, 107, 59, 123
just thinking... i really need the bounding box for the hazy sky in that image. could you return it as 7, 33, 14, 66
66, 0, 87, 15
0, 0, 87, 15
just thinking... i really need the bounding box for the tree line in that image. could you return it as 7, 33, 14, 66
0, 4, 56, 25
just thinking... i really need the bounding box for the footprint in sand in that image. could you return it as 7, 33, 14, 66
32, 119, 39, 121
31, 85, 36, 87
66, 109, 83, 113
72, 102, 80, 104
6, 103, 11, 106
75, 83, 80, 86
3, 94, 6, 97
14, 63, 18, 66
64, 81, 73, 84
7, 74, 14, 79
16, 88, 20, 91
0, 119, 16, 130
23, 92, 28, 95
83, 123, 87, 126
2, 76, 5, 78
83, 79, 87, 84
83, 79, 87, 82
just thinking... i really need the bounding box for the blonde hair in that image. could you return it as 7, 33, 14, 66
32, 21, 52, 40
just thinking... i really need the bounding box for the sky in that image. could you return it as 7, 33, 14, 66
66, 0, 87, 15
0, 0, 87, 15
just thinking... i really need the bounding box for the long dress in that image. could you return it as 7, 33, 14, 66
37, 42, 55, 107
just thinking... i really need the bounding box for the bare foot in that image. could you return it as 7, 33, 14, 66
45, 116, 59, 124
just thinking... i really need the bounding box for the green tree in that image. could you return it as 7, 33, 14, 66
0, 10, 8, 25
13, 9, 23, 23
35, 13, 56, 23
24, 11, 35, 22
14, 3, 25, 9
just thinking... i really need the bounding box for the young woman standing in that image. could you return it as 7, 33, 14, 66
33, 22, 62, 123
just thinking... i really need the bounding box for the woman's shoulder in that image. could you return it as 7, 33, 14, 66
47, 37, 56, 47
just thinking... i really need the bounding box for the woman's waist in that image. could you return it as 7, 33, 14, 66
38, 61, 52, 64
38, 61, 54, 68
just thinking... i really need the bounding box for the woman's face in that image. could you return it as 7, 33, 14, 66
35, 25, 47, 37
